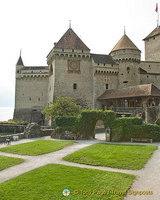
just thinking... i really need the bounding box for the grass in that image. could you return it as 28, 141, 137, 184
0, 155, 24, 171
0, 164, 135, 200
0, 140, 74, 156
63, 143, 158, 170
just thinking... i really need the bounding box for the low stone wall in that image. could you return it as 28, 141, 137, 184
51, 130, 90, 140
0, 124, 26, 134
0, 133, 25, 143
24, 123, 54, 138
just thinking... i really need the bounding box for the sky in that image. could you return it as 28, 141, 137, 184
0, 0, 159, 108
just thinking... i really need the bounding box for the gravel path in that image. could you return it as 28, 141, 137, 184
0, 136, 159, 199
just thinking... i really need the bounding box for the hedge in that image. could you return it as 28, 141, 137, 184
112, 117, 143, 142
112, 117, 160, 142
55, 116, 79, 133
55, 110, 116, 139
78, 110, 116, 139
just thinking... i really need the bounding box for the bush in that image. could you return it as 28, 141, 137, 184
112, 117, 160, 142
77, 110, 116, 139
55, 116, 79, 133
155, 118, 160, 125
0, 120, 27, 125
55, 110, 116, 139
129, 124, 160, 142
42, 97, 82, 120
112, 117, 143, 142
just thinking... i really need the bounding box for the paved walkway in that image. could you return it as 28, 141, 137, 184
0, 136, 160, 199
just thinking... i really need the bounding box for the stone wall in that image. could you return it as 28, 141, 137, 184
145, 34, 160, 62
0, 124, 26, 133
50, 54, 94, 108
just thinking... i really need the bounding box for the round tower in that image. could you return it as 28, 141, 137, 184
109, 34, 141, 88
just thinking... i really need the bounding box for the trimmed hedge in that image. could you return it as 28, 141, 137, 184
128, 124, 160, 142
112, 117, 160, 142
78, 110, 115, 139
0, 120, 27, 125
55, 110, 116, 139
112, 117, 143, 142
55, 116, 78, 133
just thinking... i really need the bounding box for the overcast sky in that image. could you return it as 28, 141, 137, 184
0, 0, 158, 107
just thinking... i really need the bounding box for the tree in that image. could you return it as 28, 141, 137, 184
42, 96, 82, 120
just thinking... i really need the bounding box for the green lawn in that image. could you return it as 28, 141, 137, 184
0, 155, 24, 171
0, 164, 135, 200
63, 143, 157, 170
0, 140, 74, 156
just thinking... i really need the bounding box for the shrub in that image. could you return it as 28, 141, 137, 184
55, 116, 79, 133
112, 117, 143, 142
78, 110, 116, 139
0, 120, 27, 125
155, 118, 160, 125
55, 110, 116, 139
42, 97, 82, 120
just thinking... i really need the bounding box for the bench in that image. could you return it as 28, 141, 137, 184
131, 138, 153, 143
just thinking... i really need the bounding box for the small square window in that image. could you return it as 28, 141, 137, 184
73, 83, 77, 90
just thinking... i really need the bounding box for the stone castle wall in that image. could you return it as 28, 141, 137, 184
145, 35, 160, 61
49, 54, 94, 108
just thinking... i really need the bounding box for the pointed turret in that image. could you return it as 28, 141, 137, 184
110, 33, 141, 62
54, 28, 90, 51
110, 34, 140, 53
16, 54, 24, 66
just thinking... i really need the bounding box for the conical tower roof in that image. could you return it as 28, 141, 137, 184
16, 55, 24, 66
110, 34, 140, 53
54, 28, 90, 51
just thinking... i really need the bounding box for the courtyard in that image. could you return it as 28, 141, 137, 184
0, 136, 159, 199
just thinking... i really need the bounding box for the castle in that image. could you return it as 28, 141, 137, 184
13, 26, 160, 124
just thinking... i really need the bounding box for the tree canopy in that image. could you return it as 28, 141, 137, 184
42, 96, 82, 120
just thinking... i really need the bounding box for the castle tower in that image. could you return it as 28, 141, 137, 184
143, 26, 160, 61
47, 28, 93, 108
110, 33, 141, 88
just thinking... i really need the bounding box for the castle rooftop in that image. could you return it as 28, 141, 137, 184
143, 26, 160, 40
110, 34, 140, 53
16, 55, 24, 66
98, 84, 160, 100
54, 28, 90, 51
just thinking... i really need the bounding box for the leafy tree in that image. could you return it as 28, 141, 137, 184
42, 96, 82, 120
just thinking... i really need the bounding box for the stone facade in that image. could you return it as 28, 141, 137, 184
13, 26, 160, 123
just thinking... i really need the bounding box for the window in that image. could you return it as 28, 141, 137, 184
38, 98, 40, 101
29, 97, 31, 101
73, 83, 77, 90
72, 49, 74, 52
105, 84, 108, 89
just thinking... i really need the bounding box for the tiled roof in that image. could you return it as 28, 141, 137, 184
98, 84, 160, 100
54, 28, 90, 51
110, 34, 140, 53
91, 54, 116, 64
143, 26, 160, 40
16, 55, 24, 66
